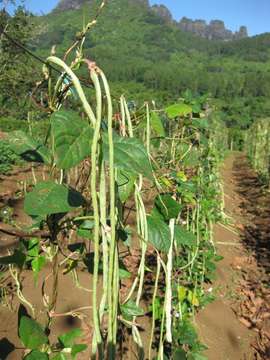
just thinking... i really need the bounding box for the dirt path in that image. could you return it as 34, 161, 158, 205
196, 153, 270, 360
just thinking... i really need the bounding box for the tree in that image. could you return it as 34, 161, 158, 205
0, 4, 38, 118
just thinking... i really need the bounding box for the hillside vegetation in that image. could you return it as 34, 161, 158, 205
2, 0, 270, 136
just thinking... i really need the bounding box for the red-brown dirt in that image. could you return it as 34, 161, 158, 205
196, 153, 270, 360
1, 153, 270, 359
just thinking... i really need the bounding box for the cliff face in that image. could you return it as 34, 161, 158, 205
151, 4, 172, 23
178, 17, 248, 41
56, 0, 87, 11
54, 0, 248, 41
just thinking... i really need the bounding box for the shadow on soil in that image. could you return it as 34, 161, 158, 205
233, 154, 270, 278
0, 337, 15, 359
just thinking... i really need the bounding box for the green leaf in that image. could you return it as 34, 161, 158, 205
192, 118, 209, 129
24, 181, 85, 216
191, 103, 202, 114
0, 249, 26, 268
188, 353, 208, 360
147, 215, 170, 253
116, 170, 136, 203
150, 112, 165, 137
155, 194, 182, 220
174, 226, 197, 247
31, 256, 46, 282
182, 149, 200, 167
51, 110, 93, 169
178, 286, 187, 302
8, 130, 51, 164
173, 348, 187, 360
26, 238, 40, 258
76, 220, 94, 240
59, 328, 82, 348
119, 263, 131, 279
19, 316, 48, 350
24, 350, 49, 360
120, 300, 144, 320
165, 103, 192, 119
71, 344, 87, 359
103, 134, 153, 180
51, 354, 67, 360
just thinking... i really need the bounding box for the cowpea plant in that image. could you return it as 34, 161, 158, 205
0, 3, 228, 359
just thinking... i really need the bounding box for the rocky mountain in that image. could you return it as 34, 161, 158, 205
55, 0, 149, 12
178, 17, 248, 41
151, 4, 172, 23
53, 0, 248, 41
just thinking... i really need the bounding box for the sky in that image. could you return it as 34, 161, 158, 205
1, 0, 269, 36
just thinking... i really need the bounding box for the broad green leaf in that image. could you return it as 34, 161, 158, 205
147, 215, 170, 253
120, 300, 144, 319
165, 103, 192, 119
24, 350, 49, 360
51, 110, 93, 169
103, 134, 153, 180
19, 316, 48, 350
150, 111, 165, 137
116, 170, 136, 203
24, 181, 85, 216
155, 194, 182, 220
0, 249, 26, 268
8, 130, 51, 164
174, 226, 196, 247
71, 344, 88, 359
59, 328, 82, 348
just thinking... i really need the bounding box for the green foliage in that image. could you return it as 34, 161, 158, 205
0, 7, 39, 118
32, 0, 270, 128
150, 111, 165, 137
0, 139, 22, 174
19, 316, 48, 350
120, 300, 145, 320
166, 103, 193, 119
8, 130, 51, 164
24, 181, 85, 216
246, 118, 270, 183
116, 170, 136, 203
0, 5, 233, 359
103, 134, 153, 180
24, 350, 49, 360
155, 194, 182, 220
147, 214, 171, 252
58, 328, 82, 348
51, 110, 94, 169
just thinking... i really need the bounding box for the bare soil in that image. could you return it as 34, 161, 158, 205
1, 153, 270, 359
196, 153, 270, 360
